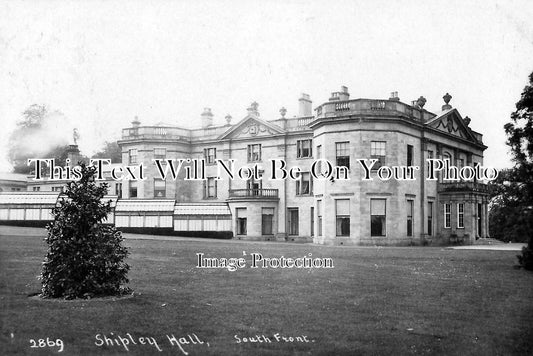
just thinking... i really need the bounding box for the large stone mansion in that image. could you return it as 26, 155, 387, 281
109, 86, 489, 245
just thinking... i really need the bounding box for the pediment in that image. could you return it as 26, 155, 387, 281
426, 109, 476, 142
218, 115, 285, 140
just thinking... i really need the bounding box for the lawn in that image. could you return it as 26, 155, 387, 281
1, 227, 532, 355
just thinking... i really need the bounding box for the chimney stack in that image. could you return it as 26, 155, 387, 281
298, 93, 312, 117
201, 108, 214, 128
131, 116, 141, 128
329, 86, 350, 101
389, 91, 400, 101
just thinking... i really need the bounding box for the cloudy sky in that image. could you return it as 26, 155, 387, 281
1, 0, 532, 171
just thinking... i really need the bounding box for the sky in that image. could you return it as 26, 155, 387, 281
1, 0, 532, 171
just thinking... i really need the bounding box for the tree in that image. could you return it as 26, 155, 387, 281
494, 71, 533, 269
8, 104, 71, 173
93, 141, 122, 163
40, 163, 131, 298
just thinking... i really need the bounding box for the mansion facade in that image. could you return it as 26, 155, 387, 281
115, 87, 490, 245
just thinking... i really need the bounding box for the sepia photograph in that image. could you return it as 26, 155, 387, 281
1, 0, 532, 355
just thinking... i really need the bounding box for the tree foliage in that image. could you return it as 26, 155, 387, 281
8, 104, 71, 174
40, 163, 131, 298
93, 141, 122, 163
491, 71, 533, 269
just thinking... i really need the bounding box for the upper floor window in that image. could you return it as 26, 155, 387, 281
407, 145, 414, 166
336, 142, 350, 169
154, 148, 166, 160
371, 141, 386, 169
248, 144, 262, 162
204, 148, 217, 164
296, 172, 312, 196
129, 149, 138, 164
297, 139, 312, 158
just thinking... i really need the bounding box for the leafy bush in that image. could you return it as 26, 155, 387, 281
517, 243, 533, 270
40, 163, 130, 299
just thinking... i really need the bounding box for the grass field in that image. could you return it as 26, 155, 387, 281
1, 227, 532, 355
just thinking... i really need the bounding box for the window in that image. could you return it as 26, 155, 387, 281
317, 200, 323, 237
247, 177, 261, 195
247, 144, 261, 162
52, 186, 64, 192
32, 187, 40, 192
261, 208, 274, 235
407, 145, 414, 166
444, 203, 451, 228
407, 200, 414, 236
371, 141, 386, 169
336, 142, 350, 169
288, 208, 299, 235
316, 145, 324, 176
477, 203, 482, 237
458, 158, 465, 169
310, 207, 314, 236
154, 179, 165, 197
336, 199, 350, 236
371, 199, 386, 236
204, 177, 217, 198
427, 201, 433, 236
129, 181, 137, 198
129, 149, 138, 164
204, 148, 216, 164
457, 203, 464, 228
154, 148, 166, 160
115, 183, 122, 197
236, 208, 247, 235
428, 150, 434, 159
297, 139, 312, 158
296, 172, 311, 195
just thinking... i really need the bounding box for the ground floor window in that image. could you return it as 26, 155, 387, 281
427, 201, 433, 236
336, 199, 350, 236
317, 200, 323, 237
236, 208, 247, 235
204, 177, 217, 198
444, 203, 451, 228
129, 181, 137, 198
288, 208, 299, 235
407, 200, 414, 236
310, 207, 314, 236
154, 179, 166, 198
261, 208, 274, 235
477, 203, 482, 237
115, 183, 122, 197
371, 199, 386, 236
457, 203, 464, 228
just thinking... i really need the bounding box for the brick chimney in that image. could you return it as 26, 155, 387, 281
298, 93, 312, 117
201, 108, 214, 128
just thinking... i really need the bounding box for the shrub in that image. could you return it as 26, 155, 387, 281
517, 239, 533, 271
40, 163, 130, 299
